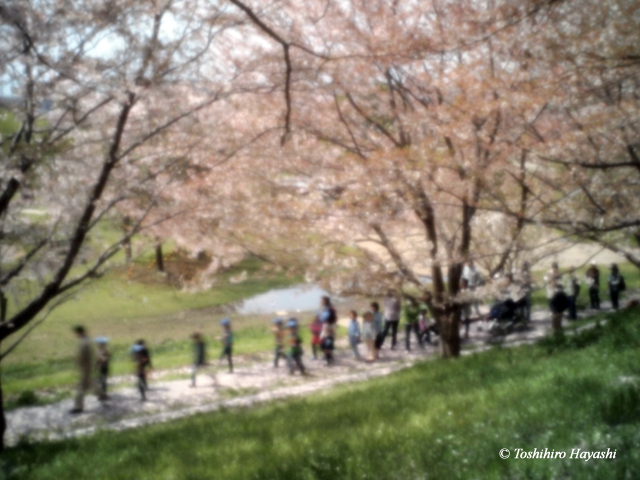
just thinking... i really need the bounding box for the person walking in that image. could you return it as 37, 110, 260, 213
347, 310, 361, 359
380, 289, 401, 349
361, 310, 377, 362
462, 260, 482, 315
219, 318, 233, 373
95, 337, 110, 399
371, 301, 384, 358
544, 263, 566, 332
564, 268, 580, 320
132, 339, 151, 401
319, 296, 337, 325
320, 320, 335, 365
286, 319, 306, 375
190, 332, 206, 387
403, 297, 423, 351
418, 307, 431, 344
272, 317, 287, 367
586, 261, 601, 310
608, 264, 625, 311
309, 316, 323, 360
70, 326, 98, 414
544, 262, 562, 311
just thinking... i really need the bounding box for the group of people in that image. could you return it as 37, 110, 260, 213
307, 294, 437, 365
543, 261, 626, 324
69, 260, 626, 414
70, 326, 151, 413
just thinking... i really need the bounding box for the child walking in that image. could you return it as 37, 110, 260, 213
347, 310, 361, 359
132, 340, 151, 401
320, 321, 335, 365
418, 308, 431, 344
309, 316, 323, 360
219, 318, 233, 373
95, 337, 110, 399
286, 319, 306, 375
361, 311, 377, 362
403, 297, 423, 351
191, 332, 206, 387
272, 318, 287, 367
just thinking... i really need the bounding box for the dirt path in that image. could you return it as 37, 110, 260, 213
4, 298, 624, 447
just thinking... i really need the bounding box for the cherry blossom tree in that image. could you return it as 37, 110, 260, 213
503, 0, 640, 267
0, 0, 276, 449
212, 0, 568, 358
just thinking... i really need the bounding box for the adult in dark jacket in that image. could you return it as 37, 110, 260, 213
608, 264, 624, 310
585, 262, 601, 310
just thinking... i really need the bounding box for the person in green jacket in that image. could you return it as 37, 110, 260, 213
403, 297, 424, 351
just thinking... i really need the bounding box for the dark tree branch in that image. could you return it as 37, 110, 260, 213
345, 93, 403, 148
227, 0, 295, 143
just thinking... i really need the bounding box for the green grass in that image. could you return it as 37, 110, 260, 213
4, 307, 640, 479
1, 256, 301, 396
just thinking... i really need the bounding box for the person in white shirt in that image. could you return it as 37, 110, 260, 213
462, 260, 482, 315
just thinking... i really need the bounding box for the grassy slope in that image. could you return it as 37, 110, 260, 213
4, 308, 640, 479
2, 257, 300, 396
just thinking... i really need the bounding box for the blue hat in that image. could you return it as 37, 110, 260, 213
131, 344, 143, 353
94, 337, 109, 344
287, 318, 298, 328
273, 317, 283, 324
220, 318, 231, 326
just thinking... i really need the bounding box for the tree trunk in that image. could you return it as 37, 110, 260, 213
0, 370, 5, 452
123, 216, 132, 264
124, 238, 132, 264
438, 308, 461, 358
0, 292, 5, 451
155, 241, 164, 272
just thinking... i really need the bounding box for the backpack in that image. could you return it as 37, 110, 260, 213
327, 306, 337, 325
619, 275, 626, 292
551, 291, 569, 313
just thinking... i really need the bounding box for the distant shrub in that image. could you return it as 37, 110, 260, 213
15, 390, 38, 407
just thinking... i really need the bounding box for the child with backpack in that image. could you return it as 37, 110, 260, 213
320, 321, 335, 365
132, 339, 151, 401
286, 319, 306, 375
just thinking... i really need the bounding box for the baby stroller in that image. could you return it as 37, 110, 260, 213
486, 297, 528, 336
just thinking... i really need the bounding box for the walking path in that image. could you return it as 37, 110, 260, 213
4, 300, 624, 447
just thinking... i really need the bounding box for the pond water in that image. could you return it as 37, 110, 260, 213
234, 276, 435, 316
234, 284, 334, 316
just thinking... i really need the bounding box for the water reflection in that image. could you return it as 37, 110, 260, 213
235, 284, 335, 315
